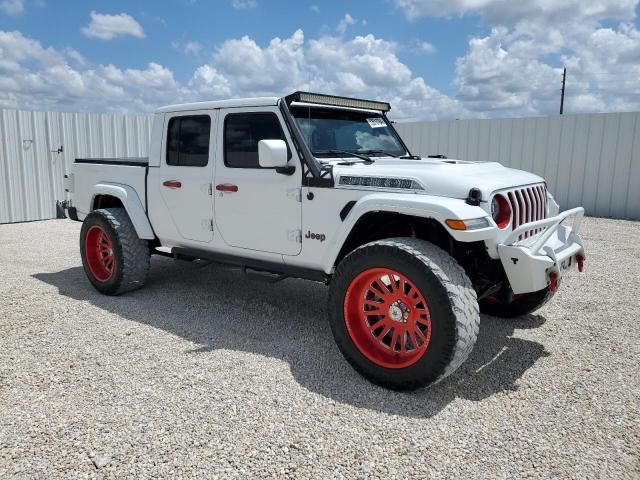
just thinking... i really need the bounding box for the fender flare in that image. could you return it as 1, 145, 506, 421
91, 183, 155, 239
321, 193, 493, 273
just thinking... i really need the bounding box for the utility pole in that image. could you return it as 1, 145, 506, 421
560, 67, 566, 115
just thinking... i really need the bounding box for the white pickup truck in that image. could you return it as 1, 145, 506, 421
64, 92, 585, 390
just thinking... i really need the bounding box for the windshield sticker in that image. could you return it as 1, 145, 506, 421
366, 118, 386, 128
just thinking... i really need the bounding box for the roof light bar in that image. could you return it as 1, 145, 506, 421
287, 91, 391, 112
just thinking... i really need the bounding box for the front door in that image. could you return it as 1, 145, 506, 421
158, 111, 215, 242
213, 108, 302, 256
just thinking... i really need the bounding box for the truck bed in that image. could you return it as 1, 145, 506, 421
70, 157, 149, 220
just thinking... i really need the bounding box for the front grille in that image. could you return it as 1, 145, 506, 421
504, 184, 548, 239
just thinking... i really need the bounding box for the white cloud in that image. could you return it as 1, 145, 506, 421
0, 30, 64, 66
212, 30, 466, 119
454, 17, 640, 115
307, 34, 412, 89
3, 17, 639, 120
64, 48, 86, 66
336, 13, 356, 34
0, 28, 468, 120
188, 65, 232, 98
81, 11, 145, 40
560, 24, 640, 112
392, 78, 466, 121
395, 0, 640, 116
231, 0, 256, 10
214, 29, 306, 94
0, 31, 175, 112
413, 40, 435, 54
0, 0, 24, 15
393, 0, 638, 25
311, 5, 320, 13
454, 28, 562, 115
172, 40, 204, 58
184, 41, 203, 56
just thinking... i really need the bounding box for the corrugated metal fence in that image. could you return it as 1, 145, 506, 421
396, 112, 640, 220
1, 109, 639, 223
0, 109, 152, 224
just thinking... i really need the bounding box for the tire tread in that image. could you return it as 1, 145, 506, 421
329, 237, 480, 389
369, 238, 480, 382
82, 208, 149, 295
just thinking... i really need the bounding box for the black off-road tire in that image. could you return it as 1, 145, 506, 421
479, 288, 554, 318
80, 208, 150, 295
328, 238, 480, 391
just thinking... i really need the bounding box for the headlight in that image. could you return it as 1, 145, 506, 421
491, 194, 511, 229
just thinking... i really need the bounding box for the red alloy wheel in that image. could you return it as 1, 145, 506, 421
343, 268, 432, 369
84, 225, 115, 282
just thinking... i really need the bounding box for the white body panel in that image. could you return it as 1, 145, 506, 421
151, 109, 217, 243
498, 208, 584, 294
332, 158, 545, 203
290, 189, 493, 272
68, 97, 586, 295
70, 162, 153, 239
213, 106, 303, 256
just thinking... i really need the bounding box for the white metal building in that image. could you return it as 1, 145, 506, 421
396, 111, 640, 220
0, 109, 152, 224
0, 108, 638, 224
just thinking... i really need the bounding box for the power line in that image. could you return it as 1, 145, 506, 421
560, 67, 566, 115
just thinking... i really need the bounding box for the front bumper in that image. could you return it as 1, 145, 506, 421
497, 207, 585, 294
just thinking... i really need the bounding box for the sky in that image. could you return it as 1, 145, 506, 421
0, 0, 639, 120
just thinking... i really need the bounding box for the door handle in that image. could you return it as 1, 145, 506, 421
163, 180, 182, 189
216, 183, 239, 193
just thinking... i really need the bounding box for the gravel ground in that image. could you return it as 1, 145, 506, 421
0, 217, 638, 479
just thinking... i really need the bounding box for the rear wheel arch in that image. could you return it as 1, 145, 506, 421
89, 184, 155, 240
92, 194, 124, 211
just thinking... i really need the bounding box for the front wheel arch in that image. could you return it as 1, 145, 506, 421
333, 211, 455, 269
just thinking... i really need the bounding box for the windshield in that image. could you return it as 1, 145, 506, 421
290, 106, 407, 158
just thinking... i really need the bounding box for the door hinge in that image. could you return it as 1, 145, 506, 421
287, 187, 302, 202
287, 229, 302, 243
209, 219, 214, 231
208, 184, 213, 196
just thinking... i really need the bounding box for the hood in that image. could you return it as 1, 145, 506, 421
331, 157, 545, 200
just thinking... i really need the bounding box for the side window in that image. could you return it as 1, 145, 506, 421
224, 112, 287, 168
166, 115, 211, 167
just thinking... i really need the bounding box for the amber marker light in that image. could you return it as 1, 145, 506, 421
445, 219, 468, 230
445, 218, 491, 231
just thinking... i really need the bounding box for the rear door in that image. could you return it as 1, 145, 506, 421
158, 111, 215, 242
213, 107, 302, 256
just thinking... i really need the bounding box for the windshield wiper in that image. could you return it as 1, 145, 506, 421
356, 149, 400, 158
313, 150, 374, 163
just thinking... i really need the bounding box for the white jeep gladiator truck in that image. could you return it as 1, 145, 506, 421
63, 91, 585, 390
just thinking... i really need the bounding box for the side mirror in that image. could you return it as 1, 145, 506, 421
258, 139, 288, 168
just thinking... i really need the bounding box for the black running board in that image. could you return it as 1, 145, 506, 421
171, 247, 329, 284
